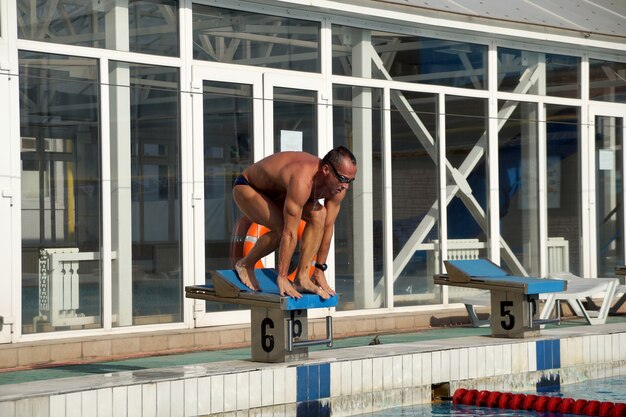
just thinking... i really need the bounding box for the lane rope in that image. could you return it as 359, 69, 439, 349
452, 388, 626, 416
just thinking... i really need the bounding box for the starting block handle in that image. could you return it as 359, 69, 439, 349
287, 316, 333, 352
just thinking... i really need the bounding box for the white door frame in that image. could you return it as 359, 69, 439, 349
191, 67, 333, 326
0, 0, 19, 342
587, 103, 626, 278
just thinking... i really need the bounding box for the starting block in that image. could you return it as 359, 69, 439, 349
434, 259, 567, 338
185, 269, 338, 362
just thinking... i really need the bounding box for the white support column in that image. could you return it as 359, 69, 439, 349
351, 28, 375, 308
107, 1, 133, 326
437, 94, 448, 303
488, 41, 500, 265
581, 56, 593, 278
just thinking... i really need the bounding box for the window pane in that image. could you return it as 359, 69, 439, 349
391, 90, 439, 306
20, 51, 101, 334
445, 96, 489, 304
193, 4, 320, 73
590, 59, 626, 104
202, 80, 254, 313
546, 106, 580, 276
333, 85, 384, 310
333, 25, 487, 89
109, 62, 182, 326
273, 87, 317, 154
498, 101, 539, 276
498, 48, 580, 98
595, 116, 624, 276
17, 0, 179, 57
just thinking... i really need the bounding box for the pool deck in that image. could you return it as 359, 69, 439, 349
1, 315, 626, 417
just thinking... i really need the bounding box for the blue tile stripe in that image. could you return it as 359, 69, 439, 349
296, 363, 331, 402
536, 339, 560, 370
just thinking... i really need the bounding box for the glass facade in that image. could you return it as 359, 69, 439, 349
2, 1, 625, 341
498, 48, 580, 98
333, 85, 384, 310
590, 59, 626, 104
202, 80, 254, 313
109, 62, 182, 326
17, 0, 179, 56
193, 4, 320, 72
332, 25, 487, 89
498, 101, 540, 276
546, 106, 581, 276
390, 90, 438, 306
20, 52, 102, 334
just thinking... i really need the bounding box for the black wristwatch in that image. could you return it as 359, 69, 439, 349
314, 262, 328, 271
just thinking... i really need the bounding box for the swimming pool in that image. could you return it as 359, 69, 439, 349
352, 375, 626, 416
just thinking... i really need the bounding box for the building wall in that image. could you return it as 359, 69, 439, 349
0, 0, 625, 343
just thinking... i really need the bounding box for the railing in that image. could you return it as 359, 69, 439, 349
38, 248, 104, 327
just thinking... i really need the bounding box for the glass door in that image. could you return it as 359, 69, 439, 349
590, 105, 626, 277
262, 73, 330, 319
191, 67, 263, 326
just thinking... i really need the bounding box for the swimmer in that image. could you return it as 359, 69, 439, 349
232, 146, 357, 299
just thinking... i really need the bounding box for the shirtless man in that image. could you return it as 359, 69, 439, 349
232, 146, 357, 299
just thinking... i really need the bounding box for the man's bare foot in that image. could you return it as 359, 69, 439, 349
278, 276, 302, 299
235, 261, 260, 290
294, 278, 330, 300
313, 273, 336, 296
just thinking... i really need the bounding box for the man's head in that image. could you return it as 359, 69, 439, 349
321, 146, 357, 193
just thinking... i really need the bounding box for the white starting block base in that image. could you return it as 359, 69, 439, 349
186, 269, 336, 362
435, 259, 566, 338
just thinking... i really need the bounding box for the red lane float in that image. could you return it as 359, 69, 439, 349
452, 388, 626, 417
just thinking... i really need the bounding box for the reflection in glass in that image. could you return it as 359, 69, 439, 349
20, 52, 101, 334
333, 85, 383, 310
497, 48, 580, 98
445, 96, 489, 304
546, 106, 580, 276
498, 101, 539, 276
590, 59, 626, 104
17, 0, 179, 57
332, 25, 486, 89
391, 91, 439, 306
273, 87, 317, 155
596, 116, 624, 276
109, 62, 181, 326
201, 80, 254, 313
193, 4, 320, 73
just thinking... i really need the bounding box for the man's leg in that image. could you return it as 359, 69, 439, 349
232, 184, 300, 297
230, 216, 252, 268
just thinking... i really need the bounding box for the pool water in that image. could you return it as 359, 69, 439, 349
353, 375, 626, 416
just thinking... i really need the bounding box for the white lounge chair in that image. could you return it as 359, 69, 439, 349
539, 271, 619, 325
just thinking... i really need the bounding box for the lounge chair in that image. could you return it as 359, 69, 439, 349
538, 271, 618, 325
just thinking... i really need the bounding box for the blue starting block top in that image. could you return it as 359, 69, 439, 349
443, 259, 566, 294
446, 259, 510, 278
208, 269, 339, 310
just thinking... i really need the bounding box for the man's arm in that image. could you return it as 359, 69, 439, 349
315, 194, 345, 266
276, 178, 310, 278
